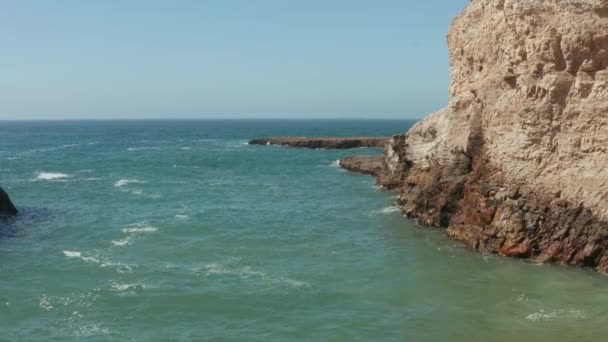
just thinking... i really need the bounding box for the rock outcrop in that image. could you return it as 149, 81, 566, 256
378, 0, 608, 272
339, 156, 384, 176
249, 137, 387, 149
0, 187, 18, 217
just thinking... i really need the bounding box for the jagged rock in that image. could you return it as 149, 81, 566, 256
339, 156, 384, 176
249, 137, 388, 149
380, 0, 608, 272
0, 187, 18, 217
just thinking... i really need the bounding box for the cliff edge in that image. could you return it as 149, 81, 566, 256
383, 0, 608, 271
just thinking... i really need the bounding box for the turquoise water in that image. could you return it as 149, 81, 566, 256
2, 120, 608, 341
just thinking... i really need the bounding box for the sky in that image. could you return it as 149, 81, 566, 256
0, 0, 468, 120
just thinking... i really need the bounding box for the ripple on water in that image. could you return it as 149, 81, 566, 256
62, 250, 135, 273
199, 262, 311, 289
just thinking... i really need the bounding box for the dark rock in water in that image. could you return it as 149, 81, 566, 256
0, 187, 18, 217
0, 207, 52, 239
339, 156, 384, 176
249, 137, 388, 149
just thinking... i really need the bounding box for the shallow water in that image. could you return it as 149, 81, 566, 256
1, 120, 608, 341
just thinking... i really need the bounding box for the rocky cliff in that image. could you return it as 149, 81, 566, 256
382, 0, 608, 272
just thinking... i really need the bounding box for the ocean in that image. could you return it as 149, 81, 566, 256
1, 119, 608, 341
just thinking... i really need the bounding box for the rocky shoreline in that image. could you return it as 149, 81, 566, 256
249, 137, 387, 149
338, 156, 384, 176
337, 0, 608, 274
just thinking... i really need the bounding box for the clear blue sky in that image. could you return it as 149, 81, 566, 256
0, 0, 468, 120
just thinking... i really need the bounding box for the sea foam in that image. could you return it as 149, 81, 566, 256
36, 172, 70, 181
111, 237, 132, 247
200, 262, 311, 289
62, 250, 100, 263
110, 282, 146, 292
121, 226, 158, 234
374, 206, 401, 214
114, 179, 146, 188
63, 250, 82, 258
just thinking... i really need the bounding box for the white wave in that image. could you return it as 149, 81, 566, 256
180, 147, 192, 150
62, 250, 100, 263
61, 144, 80, 148
278, 277, 311, 289
36, 172, 70, 181
203, 263, 266, 277
121, 226, 158, 234
374, 206, 401, 214
175, 214, 189, 220
39, 295, 53, 311
526, 309, 587, 321
110, 282, 145, 292
526, 310, 558, 321
114, 179, 146, 188
83, 177, 104, 181
63, 250, 135, 274
63, 250, 82, 258
100, 262, 134, 274
111, 237, 132, 247
127, 146, 161, 151
329, 160, 341, 168
114, 179, 160, 198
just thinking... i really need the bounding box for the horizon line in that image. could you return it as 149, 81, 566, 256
0, 117, 423, 122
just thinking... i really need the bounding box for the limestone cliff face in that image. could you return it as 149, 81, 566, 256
384, 0, 608, 271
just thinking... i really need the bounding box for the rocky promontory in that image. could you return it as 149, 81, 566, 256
249, 137, 387, 149
343, 0, 608, 273
0, 187, 18, 218
339, 156, 384, 176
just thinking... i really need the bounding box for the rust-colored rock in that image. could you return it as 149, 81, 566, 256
373, 0, 608, 273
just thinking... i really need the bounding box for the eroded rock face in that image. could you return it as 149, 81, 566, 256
0, 187, 18, 217
384, 0, 608, 272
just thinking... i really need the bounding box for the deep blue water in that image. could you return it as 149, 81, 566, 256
1, 120, 608, 341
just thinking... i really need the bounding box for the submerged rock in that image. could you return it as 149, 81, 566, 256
0, 186, 18, 217
372, 0, 608, 272
249, 137, 387, 149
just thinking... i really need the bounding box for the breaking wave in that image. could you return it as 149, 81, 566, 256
35, 172, 71, 181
